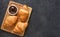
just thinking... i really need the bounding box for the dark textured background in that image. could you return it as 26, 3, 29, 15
0, 0, 60, 37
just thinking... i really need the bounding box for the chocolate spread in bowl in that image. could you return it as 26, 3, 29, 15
8, 6, 17, 15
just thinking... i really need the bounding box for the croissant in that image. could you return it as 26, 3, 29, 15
13, 22, 28, 34
18, 5, 29, 22
3, 16, 17, 30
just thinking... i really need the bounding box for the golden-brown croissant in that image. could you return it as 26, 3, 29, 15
18, 5, 29, 22
3, 16, 17, 30
13, 22, 28, 34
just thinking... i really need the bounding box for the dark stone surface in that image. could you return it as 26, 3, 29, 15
0, 0, 60, 37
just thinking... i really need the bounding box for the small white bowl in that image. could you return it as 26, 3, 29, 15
8, 4, 18, 15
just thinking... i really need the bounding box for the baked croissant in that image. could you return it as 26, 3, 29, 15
3, 16, 17, 30
18, 5, 29, 22
13, 22, 28, 34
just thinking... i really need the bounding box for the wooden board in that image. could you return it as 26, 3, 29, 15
1, 1, 32, 36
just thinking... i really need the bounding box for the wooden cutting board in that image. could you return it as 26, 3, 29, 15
1, 1, 32, 36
